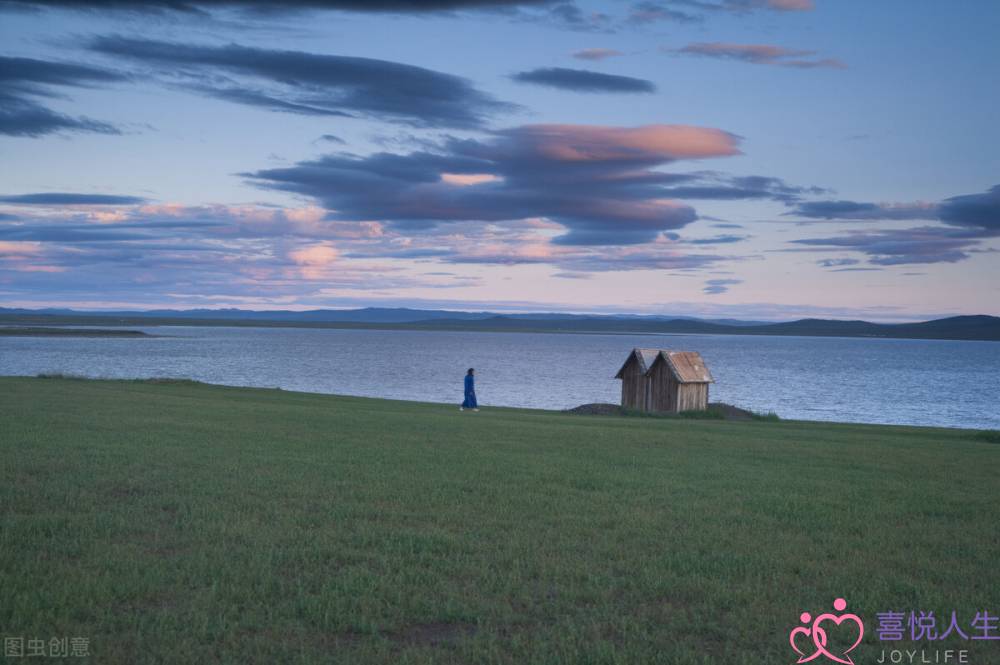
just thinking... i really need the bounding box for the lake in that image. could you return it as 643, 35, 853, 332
2, 326, 998, 429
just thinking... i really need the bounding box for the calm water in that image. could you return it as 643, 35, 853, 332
2, 326, 998, 429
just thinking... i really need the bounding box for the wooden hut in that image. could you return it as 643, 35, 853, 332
614, 348, 660, 411
615, 348, 714, 413
647, 351, 714, 413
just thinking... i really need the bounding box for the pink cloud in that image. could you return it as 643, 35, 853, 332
289, 243, 339, 279
767, 0, 814, 10
0, 240, 42, 255
15, 264, 67, 273
571, 48, 625, 61
672, 42, 845, 69
502, 124, 742, 163
452, 241, 565, 264
440, 173, 502, 186
0, 241, 65, 272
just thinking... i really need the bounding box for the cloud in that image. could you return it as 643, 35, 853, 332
669, 42, 846, 69
0, 55, 125, 137
817, 258, 859, 268
628, 2, 700, 24
787, 200, 938, 220
791, 227, 982, 266
683, 234, 749, 245
440, 173, 502, 186
548, 242, 730, 272
628, 0, 812, 24
571, 48, 624, 61
0, 98, 120, 138
938, 184, 1000, 232
788, 185, 1000, 265
659, 173, 827, 202
4, 0, 811, 35
699, 0, 813, 11
2, 0, 563, 13
0, 200, 738, 309
88, 36, 513, 128
5, 0, 617, 34
245, 123, 743, 246
511, 67, 655, 93
288, 242, 339, 278
703, 277, 741, 294
543, 2, 614, 30
755, 0, 812, 10
0, 193, 147, 205
0, 240, 42, 256
314, 134, 345, 145
788, 186, 1000, 230
0, 56, 126, 88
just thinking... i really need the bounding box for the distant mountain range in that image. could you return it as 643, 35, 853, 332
0, 306, 770, 326
1, 307, 998, 341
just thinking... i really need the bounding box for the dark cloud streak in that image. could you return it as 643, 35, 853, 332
703, 277, 741, 294
0, 0, 560, 13
0, 193, 147, 205
511, 67, 655, 93
87, 36, 513, 128
788, 185, 1000, 265
628, 0, 813, 24
0, 55, 125, 137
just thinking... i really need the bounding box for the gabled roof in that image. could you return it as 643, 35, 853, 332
651, 350, 714, 384
614, 347, 660, 378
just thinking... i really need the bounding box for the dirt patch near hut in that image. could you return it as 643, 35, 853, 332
705, 403, 755, 421
564, 402, 756, 421
564, 403, 624, 416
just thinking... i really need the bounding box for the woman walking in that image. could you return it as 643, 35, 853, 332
461, 368, 479, 411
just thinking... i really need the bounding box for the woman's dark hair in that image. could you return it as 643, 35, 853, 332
467, 368, 474, 375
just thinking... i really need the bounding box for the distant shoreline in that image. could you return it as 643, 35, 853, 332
1, 312, 999, 342
0, 326, 152, 338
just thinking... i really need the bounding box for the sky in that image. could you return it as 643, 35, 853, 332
0, 0, 997, 321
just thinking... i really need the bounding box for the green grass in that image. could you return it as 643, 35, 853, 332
620, 407, 725, 420
975, 430, 1000, 444
1, 377, 998, 664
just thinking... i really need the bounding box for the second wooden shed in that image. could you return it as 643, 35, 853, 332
646, 350, 714, 413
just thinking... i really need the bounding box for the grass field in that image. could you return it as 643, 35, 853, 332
1, 377, 998, 664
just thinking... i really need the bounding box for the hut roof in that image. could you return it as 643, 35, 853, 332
614, 347, 660, 379
652, 350, 714, 384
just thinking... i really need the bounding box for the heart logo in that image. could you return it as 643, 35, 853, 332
814, 612, 864, 660
788, 599, 865, 665
789, 625, 815, 659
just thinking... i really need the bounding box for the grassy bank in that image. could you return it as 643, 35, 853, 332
1, 377, 997, 664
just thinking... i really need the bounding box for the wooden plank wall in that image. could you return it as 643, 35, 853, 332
648, 363, 674, 412
648, 362, 709, 413
676, 383, 709, 412
620, 360, 648, 410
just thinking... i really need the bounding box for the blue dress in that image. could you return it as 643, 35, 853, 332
462, 374, 478, 409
